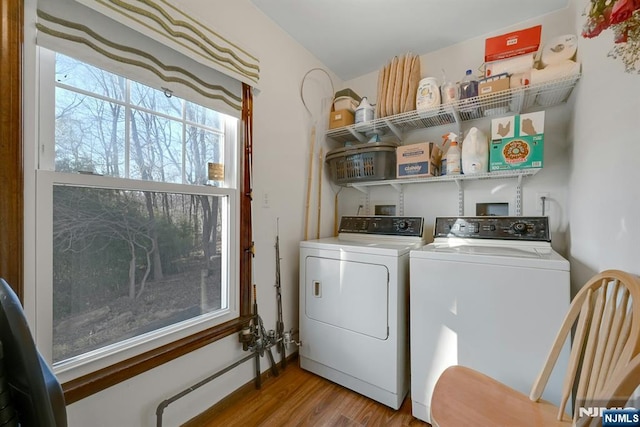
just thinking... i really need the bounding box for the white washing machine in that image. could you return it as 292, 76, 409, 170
299, 216, 426, 409
409, 216, 571, 423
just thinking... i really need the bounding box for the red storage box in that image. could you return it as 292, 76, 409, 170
485, 25, 542, 62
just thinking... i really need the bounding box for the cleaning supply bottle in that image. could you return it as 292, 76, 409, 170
440, 69, 459, 104
459, 69, 480, 117
444, 132, 461, 175
460, 69, 479, 100
461, 127, 489, 174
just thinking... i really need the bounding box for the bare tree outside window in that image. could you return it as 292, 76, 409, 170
52, 187, 224, 362
50, 53, 232, 363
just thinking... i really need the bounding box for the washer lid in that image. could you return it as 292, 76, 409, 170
431, 244, 547, 258
410, 242, 569, 271
431, 237, 552, 253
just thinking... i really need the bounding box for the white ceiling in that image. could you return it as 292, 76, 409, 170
250, 0, 570, 81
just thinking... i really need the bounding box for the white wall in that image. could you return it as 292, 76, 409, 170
339, 8, 576, 254
21, 1, 342, 425
568, 0, 640, 292
26, 0, 640, 424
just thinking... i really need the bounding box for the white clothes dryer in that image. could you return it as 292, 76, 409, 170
409, 216, 571, 423
299, 216, 425, 409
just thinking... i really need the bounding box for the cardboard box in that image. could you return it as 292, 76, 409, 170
397, 142, 442, 178
329, 109, 354, 129
479, 73, 510, 97
490, 111, 544, 171
485, 25, 542, 62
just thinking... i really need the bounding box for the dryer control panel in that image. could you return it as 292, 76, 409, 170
434, 216, 550, 241
339, 216, 424, 237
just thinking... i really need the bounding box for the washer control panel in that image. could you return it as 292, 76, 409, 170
434, 216, 550, 241
339, 216, 424, 237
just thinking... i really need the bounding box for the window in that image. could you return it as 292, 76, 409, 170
36, 49, 240, 381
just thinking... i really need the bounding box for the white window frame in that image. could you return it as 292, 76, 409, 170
33, 47, 240, 383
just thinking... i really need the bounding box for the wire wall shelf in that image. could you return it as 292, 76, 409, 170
346, 168, 541, 191
326, 74, 581, 144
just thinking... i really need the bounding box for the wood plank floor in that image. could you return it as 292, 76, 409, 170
184, 357, 430, 427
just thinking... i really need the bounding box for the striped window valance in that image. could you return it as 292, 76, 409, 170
36, 0, 260, 117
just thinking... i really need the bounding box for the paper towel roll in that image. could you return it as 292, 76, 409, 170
531, 60, 581, 84
485, 54, 534, 77
541, 34, 578, 67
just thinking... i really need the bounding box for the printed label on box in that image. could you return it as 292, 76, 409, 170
490, 112, 544, 171
401, 146, 426, 158
485, 25, 541, 62
399, 162, 430, 177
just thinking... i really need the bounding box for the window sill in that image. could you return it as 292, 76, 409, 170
62, 315, 252, 404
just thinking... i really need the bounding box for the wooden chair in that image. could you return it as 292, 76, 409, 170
430, 269, 640, 427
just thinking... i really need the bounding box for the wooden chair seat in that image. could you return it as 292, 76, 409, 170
431, 365, 571, 427
430, 269, 640, 427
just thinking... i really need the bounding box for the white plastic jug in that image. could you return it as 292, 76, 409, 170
355, 97, 375, 124
461, 127, 488, 174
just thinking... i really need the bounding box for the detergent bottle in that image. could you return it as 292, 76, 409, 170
444, 132, 461, 175
461, 127, 489, 174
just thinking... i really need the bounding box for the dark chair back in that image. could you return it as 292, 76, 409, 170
0, 278, 67, 426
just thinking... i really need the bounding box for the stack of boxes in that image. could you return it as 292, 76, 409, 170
329, 88, 361, 129
479, 25, 541, 98
482, 25, 545, 172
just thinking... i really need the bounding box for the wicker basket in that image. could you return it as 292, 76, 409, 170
326, 142, 398, 185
